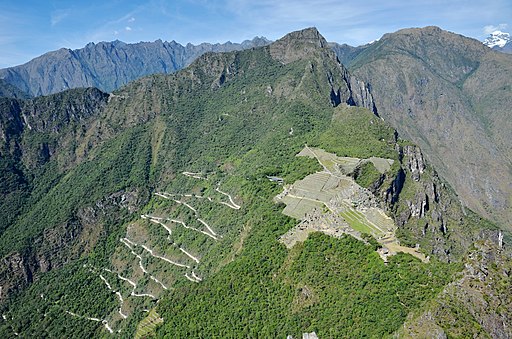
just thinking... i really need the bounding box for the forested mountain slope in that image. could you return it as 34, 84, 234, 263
0, 28, 509, 338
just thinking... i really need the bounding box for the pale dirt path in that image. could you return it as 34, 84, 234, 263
111, 269, 156, 299
182, 171, 207, 180
91, 266, 151, 320
98, 273, 128, 319
168, 218, 218, 240
179, 247, 200, 263
191, 271, 202, 282
64, 311, 114, 334
304, 144, 330, 174
215, 185, 241, 210
139, 244, 190, 269
142, 214, 201, 263
197, 218, 218, 237
184, 272, 203, 283
120, 238, 169, 291
141, 214, 173, 235
153, 193, 220, 238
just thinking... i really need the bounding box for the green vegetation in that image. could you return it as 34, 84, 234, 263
340, 209, 380, 235
0, 34, 500, 337
315, 105, 397, 160
0, 262, 117, 338
354, 161, 383, 188
157, 229, 458, 337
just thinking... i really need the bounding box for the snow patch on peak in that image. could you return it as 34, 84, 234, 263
483, 30, 511, 48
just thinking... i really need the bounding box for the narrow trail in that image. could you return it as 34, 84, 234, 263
115, 292, 128, 319
179, 247, 200, 263
115, 270, 156, 299
120, 238, 169, 291
182, 171, 207, 180
86, 267, 128, 321
141, 214, 172, 235
64, 311, 114, 334
99, 274, 112, 290
120, 238, 148, 274
139, 243, 190, 269
304, 144, 330, 174
184, 272, 201, 283
91, 267, 141, 319
153, 193, 220, 238
156, 192, 212, 202
141, 214, 201, 264
168, 218, 218, 240
197, 218, 218, 237
191, 271, 203, 282
215, 184, 241, 210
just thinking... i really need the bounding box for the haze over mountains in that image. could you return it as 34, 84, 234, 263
0, 26, 511, 337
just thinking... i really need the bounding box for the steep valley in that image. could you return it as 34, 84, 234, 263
0, 28, 510, 338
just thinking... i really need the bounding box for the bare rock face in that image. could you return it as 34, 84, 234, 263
269, 27, 330, 64
269, 27, 376, 113
349, 26, 512, 228
0, 37, 271, 96
403, 145, 425, 181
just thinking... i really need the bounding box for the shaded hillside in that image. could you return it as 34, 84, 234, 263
329, 42, 368, 65
0, 37, 270, 97
0, 79, 29, 99
349, 26, 512, 228
0, 28, 508, 337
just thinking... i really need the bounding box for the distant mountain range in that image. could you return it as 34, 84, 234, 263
1, 27, 509, 338
1, 29, 509, 99
483, 30, 512, 53
0, 37, 271, 97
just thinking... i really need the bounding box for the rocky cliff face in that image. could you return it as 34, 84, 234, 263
0, 37, 271, 97
328, 42, 368, 66
0, 87, 112, 302
0, 79, 29, 99
349, 26, 512, 228
0, 87, 109, 169
370, 143, 500, 262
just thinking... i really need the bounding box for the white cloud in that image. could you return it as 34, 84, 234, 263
483, 23, 508, 34
125, 26, 132, 31
51, 9, 70, 26
128, 17, 135, 23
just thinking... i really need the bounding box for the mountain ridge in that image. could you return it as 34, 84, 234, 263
0, 36, 271, 97
348, 25, 512, 228
0, 27, 510, 337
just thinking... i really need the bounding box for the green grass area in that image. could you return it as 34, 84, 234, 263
354, 161, 383, 188
135, 309, 164, 339
340, 209, 383, 236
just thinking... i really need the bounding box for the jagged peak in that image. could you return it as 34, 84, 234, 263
276, 27, 328, 47
269, 27, 332, 64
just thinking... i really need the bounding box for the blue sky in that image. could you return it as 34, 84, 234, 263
1, 0, 511, 68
